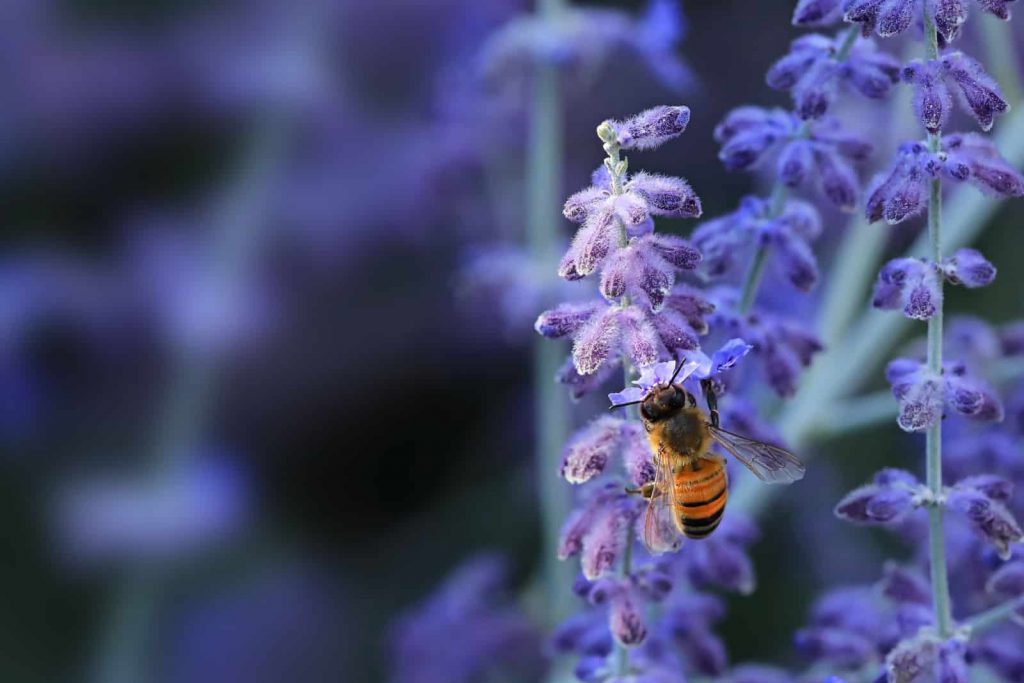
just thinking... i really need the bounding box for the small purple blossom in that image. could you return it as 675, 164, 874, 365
608, 105, 691, 151
834, 469, 923, 525
872, 258, 942, 320
680, 514, 761, 595
693, 197, 823, 291
903, 53, 1008, 133
709, 290, 823, 397
793, 0, 845, 27
887, 357, 1004, 431
867, 136, 1024, 223
795, 586, 898, 669
947, 481, 1024, 559
844, 0, 1014, 40
767, 34, 899, 117
714, 108, 867, 210
391, 554, 544, 683
607, 340, 751, 407
561, 416, 628, 484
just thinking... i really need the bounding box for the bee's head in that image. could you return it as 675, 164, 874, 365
640, 383, 687, 422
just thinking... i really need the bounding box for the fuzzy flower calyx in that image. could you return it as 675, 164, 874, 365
866, 136, 1024, 224
767, 33, 900, 118
886, 357, 1004, 431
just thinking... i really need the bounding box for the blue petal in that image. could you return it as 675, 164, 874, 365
609, 387, 646, 407
710, 338, 753, 375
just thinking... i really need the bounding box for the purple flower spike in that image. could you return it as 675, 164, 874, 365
940, 248, 996, 288
947, 485, 1024, 560
609, 106, 691, 151
872, 258, 942, 320
561, 416, 626, 484
793, 0, 845, 26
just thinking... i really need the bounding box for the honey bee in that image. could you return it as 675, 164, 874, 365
614, 362, 804, 547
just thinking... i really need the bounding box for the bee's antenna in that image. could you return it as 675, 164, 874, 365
608, 400, 644, 411
667, 358, 688, 387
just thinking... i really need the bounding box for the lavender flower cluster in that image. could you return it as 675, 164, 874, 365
793, 0, 1024, 682
391, 1, 1024, 682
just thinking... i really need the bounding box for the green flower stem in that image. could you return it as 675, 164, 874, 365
614, 524, 636, 677
737, 26, 858, 317
966, 596, 1024, 636
527, 0, 574, 629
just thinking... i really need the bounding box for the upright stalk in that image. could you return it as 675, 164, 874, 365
527, 0, 573, 628
922, 9, 954, 639
92, 115, 289, 683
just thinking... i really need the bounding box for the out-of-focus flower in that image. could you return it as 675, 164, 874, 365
53, 454, 250, 566
767, 33, 900, 118
167, 564, 349, 683
478, 0, 694, 95
390, 554, 544, 683
834, 469, 924, 525
708, 288, 823, 397
714, 108, 869, 211
694, 197, 823, 292
795, 585, 899, 670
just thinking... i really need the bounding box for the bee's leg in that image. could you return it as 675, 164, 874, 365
624, 482, 657, 499
685, 391, 697, 408
701, 379, 720, 429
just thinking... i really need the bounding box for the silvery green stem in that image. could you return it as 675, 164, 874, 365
527, 0, 574, 628
966, 596, 1024, 635
923, 9, 954, 638
614, 524, 635, 677
93, 114, 289, 683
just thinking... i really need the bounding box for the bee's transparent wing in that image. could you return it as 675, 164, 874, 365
642, 446, 681, 554
707, 424, 805, 484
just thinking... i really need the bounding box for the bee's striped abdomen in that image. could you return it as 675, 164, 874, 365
673, 460, 728, 539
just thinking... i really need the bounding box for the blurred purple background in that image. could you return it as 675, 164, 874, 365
3, 1, 1023, 682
